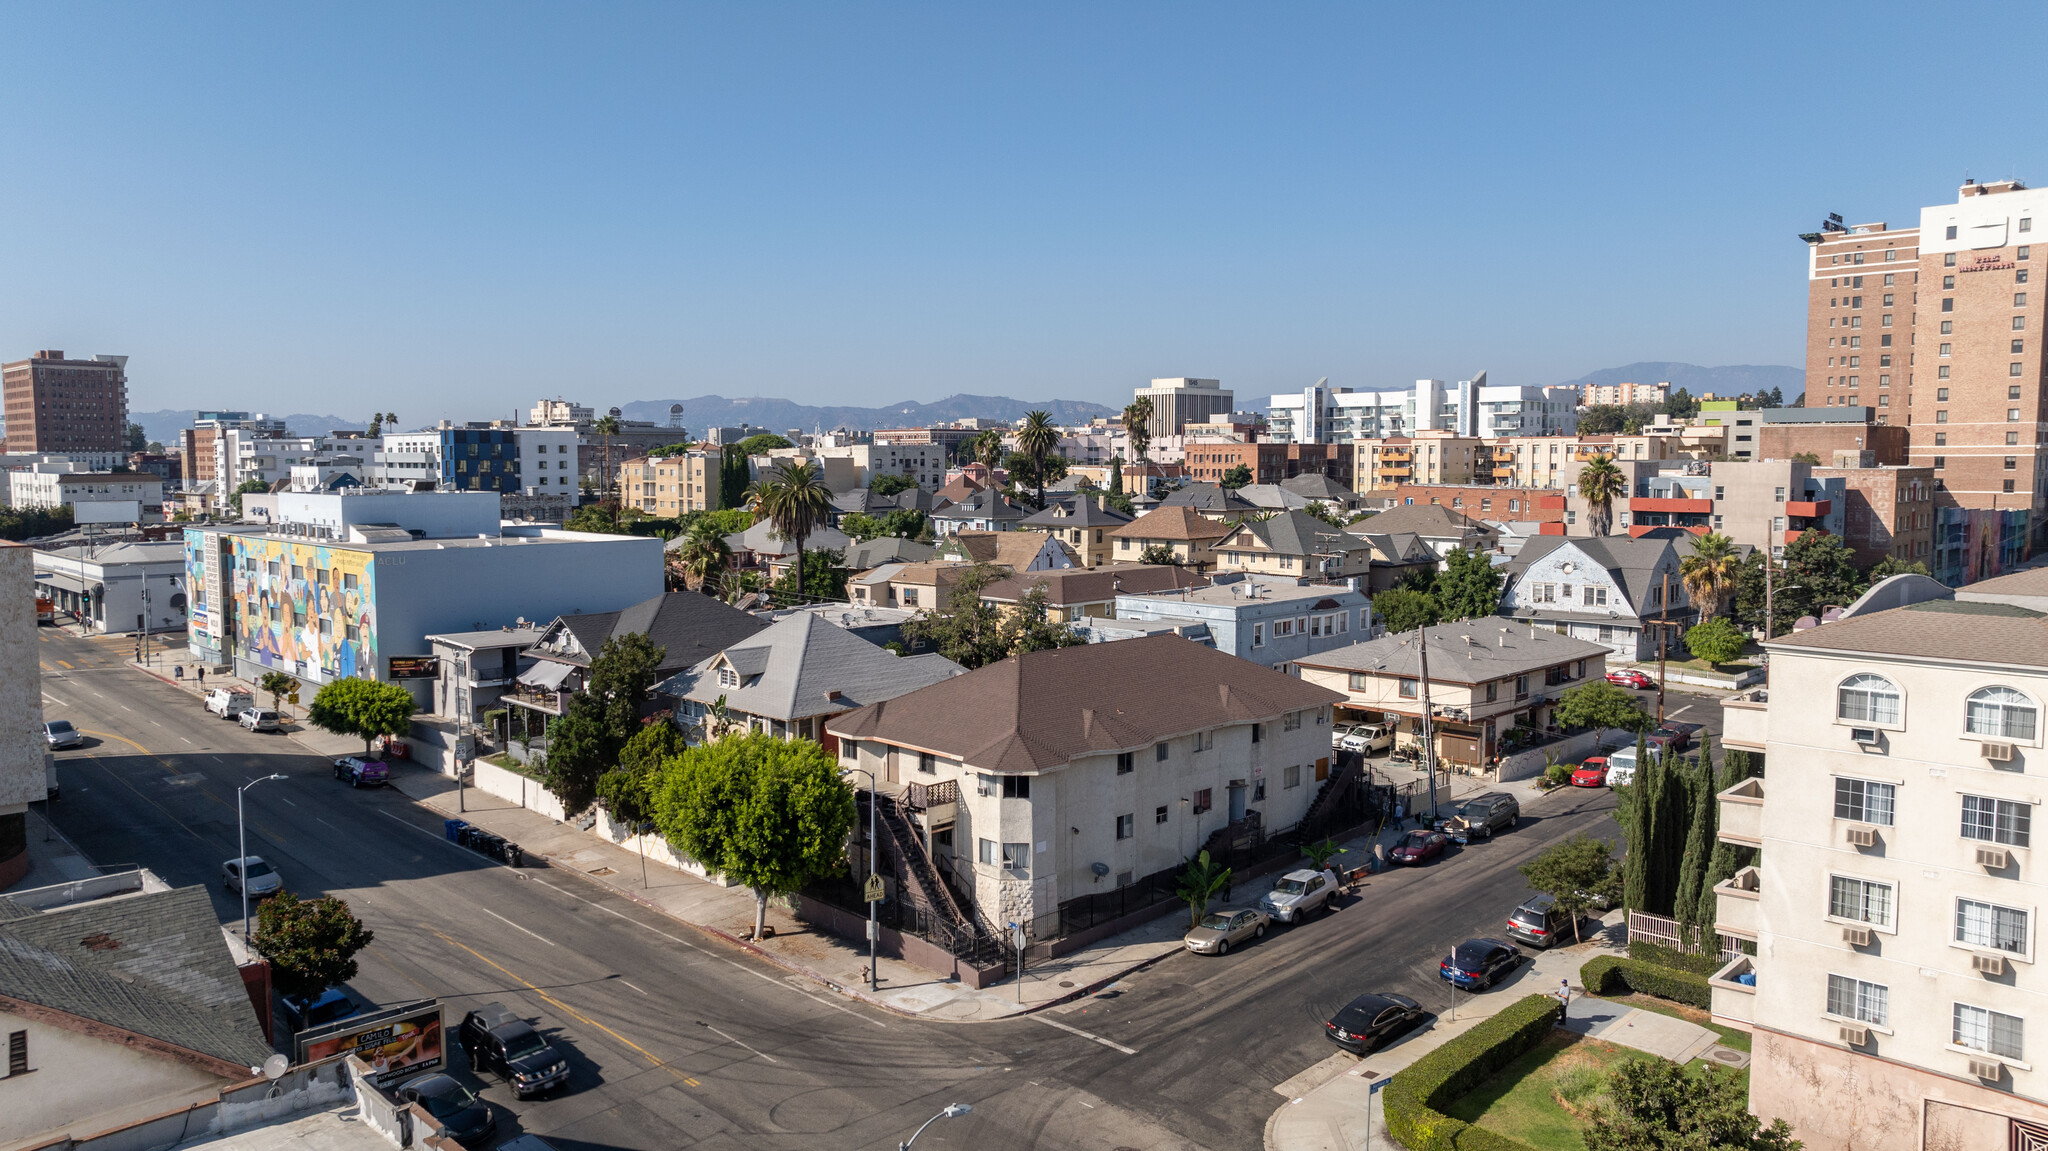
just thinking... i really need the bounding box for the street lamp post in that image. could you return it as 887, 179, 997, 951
839, 765, 879, 991
237, 774, 288, 941
900, 1103, 971, 1151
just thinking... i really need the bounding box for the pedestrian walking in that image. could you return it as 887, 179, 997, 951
1373, 841, 1386, 873
197, 667, 206, 688
1393, 800, 1405, 826
1557, 978, 1572, 1019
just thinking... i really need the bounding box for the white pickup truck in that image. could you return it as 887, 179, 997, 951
204, 688, 254, 718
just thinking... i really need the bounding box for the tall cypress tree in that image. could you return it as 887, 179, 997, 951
1622, 731, 1652, 912
1674, 736, 1717, 949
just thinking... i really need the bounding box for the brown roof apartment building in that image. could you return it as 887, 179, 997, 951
976, 562, 1207, 623
1108, 505, 1237, 570
826, 634, 1345, 939
2, 350, 129, 454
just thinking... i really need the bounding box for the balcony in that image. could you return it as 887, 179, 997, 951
1631, 497, 1713, 515
1709, 955, 1757, 1030
1721, 687, 1767, 751
1713, 866, 1761, 940
1786, 499, 1831, 517
1784, 527, 1829, 544
1492, 467, 1516, 478
1717, 777, 1764, 847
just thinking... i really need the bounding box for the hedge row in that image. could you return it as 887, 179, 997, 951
1384, 994, 1561, 1151
1580, 955, 1713, 1009
1626, 939, 1726, 977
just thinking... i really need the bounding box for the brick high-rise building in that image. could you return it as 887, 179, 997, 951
1, 351, 128, 454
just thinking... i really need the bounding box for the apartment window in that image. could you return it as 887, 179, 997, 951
1155, 805, 1169, 824
1515, 674, 1530, 698
1954, 1004, 2024, 1060
1940, 343, 1952, 356
1003, 842, 1028, 873
7, 1030, 24, 1077
1284, 764, 1301, 789
1486, 680, 1499, 701
1969, 686, 2040, 741
1250, 723, 1262, 743
1826, 974, 1889, 1026
1399, 678, 1419, 698
1947, 252, 1959, 266
1962, 795, 2031, 847
1956, 898, 2029, 954
1283, 711, 1302, 732
2025, 246, 2034, 260
1829, 875, 1894, 927
841, 739, 858, 760
1193, 788, 1212, 814
2011, 432, 2023, 446
1942, 320, 1954, 334
2013, 409, 2025, 422
1947, 225, 1959, 240
1251, 622, 1265, 648
1837, 674, 1901, 725
1936, 432, 1948, 446
1944, 275, 1956, 290
978, 837, 997, 865
2019, 316, 2030, 331
2025, 218, 2035, 233
1937, 411, 1950, 423
918, 751, 936, 775
1943, 298, 1955, 312
981, 775, 1029, 799
1934, 456, 1947, 469
1835, 778, 1896, 825
2023, 269, 2033, 283
1116, 814, 1134, 840
2011, 458, 2023, 471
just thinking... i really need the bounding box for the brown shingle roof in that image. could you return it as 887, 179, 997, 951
827, 633, 1344, 772
978, 563, 1208, 605
1767, 599, 2048, 668
934, 475, 988, 506
946, 529, 1080, 570
1110, 505, 1237, 542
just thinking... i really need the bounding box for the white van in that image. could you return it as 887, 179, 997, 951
205, 688, 254, 718
1605, 743, 1667, 787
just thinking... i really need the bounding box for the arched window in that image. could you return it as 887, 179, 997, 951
1968, 686, 2038, 741
1839, 674, 1902, 725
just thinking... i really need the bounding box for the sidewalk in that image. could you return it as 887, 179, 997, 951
1266, 914, 1628, 1151
2, 805, 101, 894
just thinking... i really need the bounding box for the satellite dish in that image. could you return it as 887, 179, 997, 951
1090, 862, 1110, 877
262, 1053, 289, 1080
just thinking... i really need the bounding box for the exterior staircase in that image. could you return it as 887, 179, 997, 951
868, 792, 1006, 963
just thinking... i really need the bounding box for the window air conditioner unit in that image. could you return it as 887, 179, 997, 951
1977, 846, 2011, 870
1983, 741, 2016, 763
1841, 925, 1872, 947
1838, 1025, 1869, 1047
1968, 1057, 2004, 1082
1844, 825, 1878, 848
1972, 952, 2008, 976
1850, 728, 1881, 747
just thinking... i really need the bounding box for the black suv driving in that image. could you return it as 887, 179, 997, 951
458, 1002, 571, 1098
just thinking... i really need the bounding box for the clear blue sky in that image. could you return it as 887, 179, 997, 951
6, 3, 2045, 422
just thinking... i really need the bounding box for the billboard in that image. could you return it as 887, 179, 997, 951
73, 500, 143, 524
295, 1000, 444, 1085
387, 655, 440, 679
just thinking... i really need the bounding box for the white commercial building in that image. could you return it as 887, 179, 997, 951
6, 463, 164, 521
33, 542, 188, 635
815, 441, 949, 490
1267, 373, 1578, 444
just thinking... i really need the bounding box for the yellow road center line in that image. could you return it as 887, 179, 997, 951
56, 660, 72, 669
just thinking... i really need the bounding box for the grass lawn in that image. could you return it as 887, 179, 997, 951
1443, 1031, 1654, 1151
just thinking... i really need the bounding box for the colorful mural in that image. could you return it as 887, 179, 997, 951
229, 537, 378, 681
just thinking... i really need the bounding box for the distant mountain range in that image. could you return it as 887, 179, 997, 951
132, 409, 366, 447
619, 393, 1122, 433
1552, 362, 1805, 403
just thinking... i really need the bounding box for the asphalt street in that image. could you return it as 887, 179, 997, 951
32, 627, 1656, 1150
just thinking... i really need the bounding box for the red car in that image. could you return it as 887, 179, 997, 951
1570, 756, 1609, 787
1606, 669, 1655, 690
1388, 829, 1449, 866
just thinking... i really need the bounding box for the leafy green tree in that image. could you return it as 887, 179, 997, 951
735, 433, 794, 455
1579, 405, 1626, 435
1868, 555, 1929, 580
1301, 501, 1344, 528
307, 677, 416, 755
1784, 530, 1867, 612
565, 503, 633, 534
1138, 543, 1181, 566
1556, 681, 1653, 741
646, 441, 695, 458
1106, 456, 1123, 495
1434, 547, 1503, 621
1219, 463, 1253, 489
258, 671, 300, 712
541, 633, 666, 814
719, 445, 751, 509
868, 472, 916, 497
1373, 587, 1441, 633
1104, 488, 1136, 516
1661, 387, 1700, 420
1174, 850, 1232, 929
229, 478, 270, 516
902, 564, 1082, 669
653, 731, 856, 939
254, 892, 374, 999
1577, 455, 1627, 537
1518, 833, 1616, 944
771, 547, 849, 604
1683, 616, 1747, 668
597, 720, 688, 827
1585, 1060, 1801, 1151
839, 513, 887, 541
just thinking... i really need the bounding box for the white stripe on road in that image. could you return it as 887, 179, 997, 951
483, 906, 556, 946
1031, 1014, 1138, 1055
702, 1023, 779, 1064
620, 979, 649, 996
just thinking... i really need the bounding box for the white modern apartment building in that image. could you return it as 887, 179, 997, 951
7, 463, 164, 520
1714, 571, 2048, 1150
1266, 373, 1577, 445
371, 426, 580, 518
1134, 377, 1235, 438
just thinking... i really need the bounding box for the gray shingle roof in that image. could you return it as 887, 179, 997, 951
1769, 599, 2048, 668
1504, 534, 1692, 615
1346, 503, 1492, 540
0, 886, 273, 1071
1158, 483, 1260, 514
931, 489, 1026, 523
541, 592, 769, 674
1020, 497, 1133, 530
656, 612, 964, 721
1236, 509, 1361, 559
841, 537, 937, 570
1293, 617, 1613, 683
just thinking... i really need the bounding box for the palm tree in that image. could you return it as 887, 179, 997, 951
1016, 411, 1060, 510
673, 518, 733, 591
1576, 454, 1627, 537
973, 428, 1006, 473
592, 414, 621, 523
747, 461, 833, 599
1679, 530, 1741, 618
1121, 397, 1154, 470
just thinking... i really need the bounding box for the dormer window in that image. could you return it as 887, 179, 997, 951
718, 666, 739, 689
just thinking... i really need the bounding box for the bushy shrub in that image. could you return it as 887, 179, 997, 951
1580, 955, 1713, 1009
1627, 939, 1726, 977
1544, 761, 1572, 787
1383, 994, 1560, 1151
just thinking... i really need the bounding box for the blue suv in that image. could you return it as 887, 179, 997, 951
1439, 937, 1522, 990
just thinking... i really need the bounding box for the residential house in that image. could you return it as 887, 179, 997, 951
1279, 472, 1369, 513
1086, 573, 1374, 670
932, 473, 988, 508
1213, 510, 1373, 580
1500, 532, 1702, 662
930, 489, 1026, 536
1019, 497, 1133, 568
976, 563, 1208, 624
840, 536, 937, 570
764, 602, 923, 651
722, 518, 854, 574
1343, 502, 1498, 560
1293, 619, 1609, 774
1352, 530, 1452, 593
934, 529, 1077, 572
1109, 505, 1237, 570
826, 634, 1345, 940
829, 484, 939, 524
660, 612, 964, 742
1157, 482, 1260, 520
1711, 575, 2048, 1150
507, 591, 769, 737
848, 561, 968, 611
425, 624, 546, 730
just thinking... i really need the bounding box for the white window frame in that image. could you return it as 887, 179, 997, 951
1836, 673, 1904, 729
1833, 776, 1898, 826
1826, 873, 1896, 933
1824, 973, 1891, 1031
1962, 794, 2033, 848
1952, 1002, 2027, 1064
1954, 897, 2033, 962
1965, 684, 2041, 745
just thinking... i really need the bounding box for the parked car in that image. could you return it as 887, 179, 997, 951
1259, 868, 1339, 923
1388, 829, 1448, 866
1339, 722, 1395, 755
1569, 756, 1609, 788
221, 855, 282, 898
1605, 744, 1665, 787
204, 688, 254, 718
1184, 908, 1270, 955
1505, 894, 1574, 949
1649, 722, 1702, 752
43, 720, 82, 749
1606, 668, 1655, 690
1439, 937, 1522, 990
1331, 724, 1359, 750
459, 1002, 571, 1099
397, 1074, 496, 1147
334, 756, 390, 787
239, 707, 281, 732
1323, 991, 1426, 1053
281, 987, 361, 1034
1447, 792, 1520, 842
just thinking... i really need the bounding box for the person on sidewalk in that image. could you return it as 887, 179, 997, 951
1373, 841, 1386, 873
197, 667, 206, 688
1557, 978, 1572, 1020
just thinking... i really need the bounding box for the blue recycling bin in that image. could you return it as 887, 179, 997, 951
444, 819, 469, 843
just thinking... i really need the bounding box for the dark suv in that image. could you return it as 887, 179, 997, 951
459, 1002, 570, 1098
1447, 792, 1520, 842
1505, 894, 1572, 949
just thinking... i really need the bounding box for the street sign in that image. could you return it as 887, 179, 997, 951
289, 691, 299, 704
863, 874, 885, 903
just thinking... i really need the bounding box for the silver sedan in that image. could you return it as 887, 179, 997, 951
1184, 908, 1270, 956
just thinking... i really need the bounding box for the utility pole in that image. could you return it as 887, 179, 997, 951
1417, 628, 1440, 823
1762, 555, 1776, 641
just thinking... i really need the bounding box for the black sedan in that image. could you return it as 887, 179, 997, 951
397, 1074, 496, 1147
1324, 992, 1426, 1053
1439, 937, 1523, 990
1388, 829, 1449, 866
